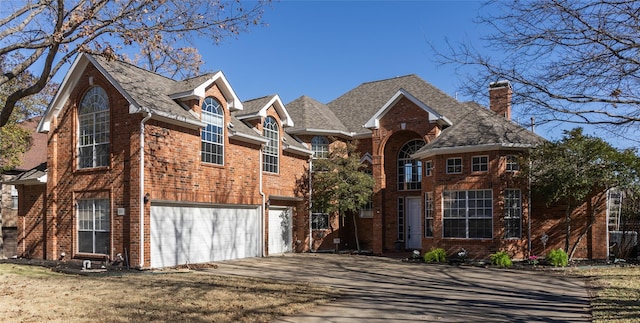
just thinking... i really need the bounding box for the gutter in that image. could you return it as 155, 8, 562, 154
139, 108, 152, 268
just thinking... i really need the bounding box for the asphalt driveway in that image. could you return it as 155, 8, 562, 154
205, 253, 591, 322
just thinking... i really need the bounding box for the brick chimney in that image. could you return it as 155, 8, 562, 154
489, 80, 512, 120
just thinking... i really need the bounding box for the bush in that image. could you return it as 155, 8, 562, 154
423, 248, 447, 263
546, 248, 568, 267
490, 251, 513, 268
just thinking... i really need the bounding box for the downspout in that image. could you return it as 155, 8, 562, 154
528, 156, 532, 256
260, 143, 266, 257
308, 158, 313, 252
139, 108, 152, 268
528, 117, 535, 257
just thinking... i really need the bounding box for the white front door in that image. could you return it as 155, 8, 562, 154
268, 207, 292, 255
406, 197, 422, 249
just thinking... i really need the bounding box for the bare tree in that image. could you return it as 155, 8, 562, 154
437, 0, 640, 130
0, 0, 270, 127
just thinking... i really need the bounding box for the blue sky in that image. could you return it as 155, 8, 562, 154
202, 1, 489, 105
195, 0, 639, 150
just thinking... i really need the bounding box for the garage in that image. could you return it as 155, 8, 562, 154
150, 203, 261, 268
268, 207, 292, 255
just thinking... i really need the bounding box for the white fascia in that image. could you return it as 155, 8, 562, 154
228, 130, 269, 145
363, 88, 452, 129
411, 143, 534, 160
170, 71, 244, 112
38, 54, 90, 133
236, 95, 294, 127
287, 128, 354, 139
283, 143, 313, 156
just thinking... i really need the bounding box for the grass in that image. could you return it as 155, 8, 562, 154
0, 263, 335, 323
569, 266, 640, 323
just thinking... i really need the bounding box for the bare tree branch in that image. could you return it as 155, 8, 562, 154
434, 0, 640, 130
0, 0, 271, 127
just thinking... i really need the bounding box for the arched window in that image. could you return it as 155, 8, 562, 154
201, 97, 224, 165
78, 86, 110, 168
263, 116, 279, 173
397, 139, 425, 190
311, 136, 329, 159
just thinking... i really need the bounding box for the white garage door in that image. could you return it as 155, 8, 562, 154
268, 207, 292, 255
150, 203, 261, 268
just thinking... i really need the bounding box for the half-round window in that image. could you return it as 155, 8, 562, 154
397, 139, 425, 190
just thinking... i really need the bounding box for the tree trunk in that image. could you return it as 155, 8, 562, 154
352, 213, 361, 252
565, 202, 572, 252
569, 201, 596, 260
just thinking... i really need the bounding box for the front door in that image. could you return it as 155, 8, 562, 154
406, 197, 422, 249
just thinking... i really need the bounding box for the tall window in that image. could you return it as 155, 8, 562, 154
443, 190, 493, 239
360, 168, 373, 218
11, 185, 18, 209
397, 139, 425, 190
425, 161, 433, 176
424, 192, 434, 237
506, 155, 520, 172
446, 157, 462, 174
504, 189, 522, 238
472, 156, 489, 172
201, 97, 224, 165
77, 199, 110, 254
263, 116, 279, 173
78, 86, 110, 168
311, 136, 329, 159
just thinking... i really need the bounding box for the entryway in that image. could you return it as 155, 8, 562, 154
405, 197, 421, 249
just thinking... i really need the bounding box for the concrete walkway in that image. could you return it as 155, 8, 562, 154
205, 253, 591, 322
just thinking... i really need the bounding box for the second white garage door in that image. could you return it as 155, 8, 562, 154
150, 203, 261, 268
268, 207, 292, 255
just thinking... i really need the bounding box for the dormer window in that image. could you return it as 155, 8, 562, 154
78, 86, 110, 169
201, 97, 224, 165
263, 116, 279, 173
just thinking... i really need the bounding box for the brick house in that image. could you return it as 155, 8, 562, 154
0, 117, 47, 258
10, 54, 608, 268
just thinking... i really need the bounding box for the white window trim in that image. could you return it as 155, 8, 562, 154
442, 189, 493, 239
471, 155, 489, 172
446, 157, 463, 174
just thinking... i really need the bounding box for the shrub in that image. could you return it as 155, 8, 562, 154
546, 248, 569, 267
423, 248, 447, 263
490, 251, 513, 268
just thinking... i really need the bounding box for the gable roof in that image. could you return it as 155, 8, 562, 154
169, 71, 244, 111
363, 88, 452, 129
3, 162, 47, 186
39, 53, 244, 133
412, 102, 544, 158
327, 74, 467, 135
14, 117, 47, 171
285, 95, 351, 137
235, 95, 293, 127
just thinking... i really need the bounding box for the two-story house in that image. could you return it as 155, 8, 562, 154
10, 53, 608, 268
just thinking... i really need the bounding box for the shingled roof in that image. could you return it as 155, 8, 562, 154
91, 55, 204, 127
413, 102, 544, 158
285, 95, 351, 137
327, 74, 468, 135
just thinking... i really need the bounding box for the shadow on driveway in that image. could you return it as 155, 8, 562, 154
204, 253, 591, 322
